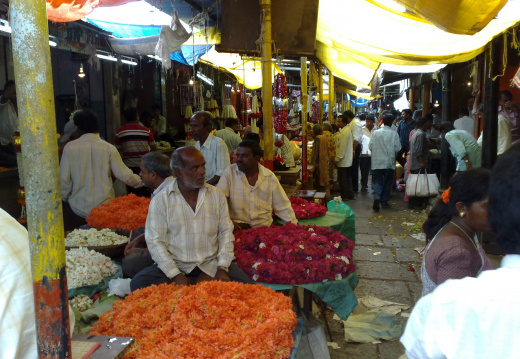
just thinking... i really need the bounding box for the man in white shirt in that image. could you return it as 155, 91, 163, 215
401, 145, 520, 359
345, 111, 363, 192
360, 114, 377, 191
131, 147, 251, 290
191, 111, 230, 185
369, 114, 400, 211
476, 105, 512, 156
217, 140, 297, 229
0, 81, 18, 167
453, 107, 475, 136
335, 115, 355, 200
60, 109, 142, 230
216, 118, 242, 154
122, 152, 174, 278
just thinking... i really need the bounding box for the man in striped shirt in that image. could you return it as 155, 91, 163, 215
114, 107, 156, 173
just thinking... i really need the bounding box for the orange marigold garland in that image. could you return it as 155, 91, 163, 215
86, 194, 151, 231
90, 282, 297, 358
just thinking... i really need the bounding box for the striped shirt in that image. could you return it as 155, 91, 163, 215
114, 122, 155, 168
145, 179, 235, 278
195, 134, 230, 181
217, 164, 297, 227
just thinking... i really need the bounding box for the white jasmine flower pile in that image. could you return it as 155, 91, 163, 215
66, 247, 118, 288
65, 228, 129, 247
69, 294, 94, 312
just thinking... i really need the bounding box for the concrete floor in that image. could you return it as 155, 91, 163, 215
322, 185, 428, 359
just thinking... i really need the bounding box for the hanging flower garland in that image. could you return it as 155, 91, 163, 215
273, 73, 288, 98
90, 281, 297, 358
234, 223, 356, 284
274, 108, 289, 134
86, 194, 151, 231
290, 197, 327, 219
311, 101, 320, 124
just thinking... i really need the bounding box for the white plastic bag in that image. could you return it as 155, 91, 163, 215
107, 278, 132, 297
406, 170, 439, 197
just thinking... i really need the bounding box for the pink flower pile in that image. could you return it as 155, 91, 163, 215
234, 223, 356, 284
290, 197, 327, 219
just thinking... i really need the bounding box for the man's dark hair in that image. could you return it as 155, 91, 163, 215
124, 107, 139, 122
366, 114, 376, 122
323, 122, 333, 132
193, 111, 213, 127
331, 124, 339, 132
416, 116, 428, 128
3, 80, 14, 91
402, 109, 412, 117
225, 118, 239, 128
381, 110, 392, 118
342, 110, 355, 120
238, 140, 263, 157
141, 111, 153, 121
499, 90, 513, 100
152, 103, 161, 111
313, 124, 323, 136
73, 109, 99, 133
458, 107, 470, 117
256, 118, 263, 129
439, 121, 455, 133
358, 113, 367, 121
382, 114, 394, 127
142, 152, 173, 179
489, 144, 520, 254
244, 132, 261, 144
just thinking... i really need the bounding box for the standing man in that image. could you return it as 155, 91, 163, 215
454, 107, 476, 136
408, 116, 433, 209
190, 111, 230, 185
498, 90, 520, 144
344, 111, 362, 192
216, 118, 242, 154
477, 103, 512, 157
131, 147, 250, 290
0, 80, 17, 167
217, 140, 297, 229
369, 114, 400, 211
360, 114, 377, 192
335, 115, 355, 201
60, 109, 143, 229
123, 152, 174, 278
151, 103, 167, 138
396, 109, 414, 167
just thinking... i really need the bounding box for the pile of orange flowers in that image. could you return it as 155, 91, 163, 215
86, 194, 151, 231
90, 281, 297, 358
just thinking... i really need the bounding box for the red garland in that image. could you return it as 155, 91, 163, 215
274, 155, 285, 165
249, 112, 263, 118
273, 73, 288, 98
274, 109, 288, 134
274, 140, 284, 148
234, 223, 356, 284
183, 118, 191, 123
311, 101, 320, 124
290, 197, 327, 219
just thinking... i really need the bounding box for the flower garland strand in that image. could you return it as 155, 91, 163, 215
235, 223, 356, 284
90, 281, 296, 358
86, 194, 151, 231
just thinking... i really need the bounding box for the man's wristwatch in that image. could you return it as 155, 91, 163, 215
218, 266, 228, 272
464, 159, 469, 163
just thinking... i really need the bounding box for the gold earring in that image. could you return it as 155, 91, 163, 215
460, 212, 465, 218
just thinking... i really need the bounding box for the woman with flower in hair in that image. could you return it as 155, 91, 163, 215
420, 168, 494, 296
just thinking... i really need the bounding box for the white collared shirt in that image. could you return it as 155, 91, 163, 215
196, 134, 230, 181
369, 126, 401, 170
0, 208, 37, 359
0, 98, 18, 146
349, 118, 363, 143
152, 176, 174, 198
145, 179, 234, 278
216, 127, 242, 154
401, 254, 520, 359
217, 164, 297, 227
477, 113, 512, 155
60, 133, 142, 217
335, 125, 354, 167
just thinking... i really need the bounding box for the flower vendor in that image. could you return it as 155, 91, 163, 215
217, 140, 297, 230
60, 109, 143, 230
122, 152, 175, 278
131, 147, 252, 291
216, 118, 242, 154
190, 111, 230, 185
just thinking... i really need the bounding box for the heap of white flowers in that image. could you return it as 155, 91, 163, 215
65, 228, 129, 247
66, 247, 118, 288
69, 294, 94, 312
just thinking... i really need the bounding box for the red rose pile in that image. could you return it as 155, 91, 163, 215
290, 197, 327, 219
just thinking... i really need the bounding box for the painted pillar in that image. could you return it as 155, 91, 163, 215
328, 71, 334, 123
10, 0, 71, 357
409, 87, 415, 112
482, 38, 500, 169
301, 57, 308, 187
318, 62, 324, 125
422, 83, 431, 117
440, 67, 453, 189
260, 0, 273, 170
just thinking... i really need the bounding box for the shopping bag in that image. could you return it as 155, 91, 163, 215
406, 170, 439, 197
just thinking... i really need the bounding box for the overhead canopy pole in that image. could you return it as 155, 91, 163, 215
318, 62, 324, 125
11, 0, 71, 356
301, 57, 308, 188
260, 0, 273, 170
328, 71, 334, 123
482, 38, 500, 169
440, 67, 453, 189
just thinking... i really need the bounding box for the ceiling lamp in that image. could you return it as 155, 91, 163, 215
78, 63, 85, 78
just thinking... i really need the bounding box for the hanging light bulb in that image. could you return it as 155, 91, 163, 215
189, 76, 194, 85
78, 63, 85, 78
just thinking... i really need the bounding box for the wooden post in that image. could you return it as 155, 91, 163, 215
482, 39, 500, 169
440, 67, 453, 189
328, 70, 334, 123
260, 0, 273, 170
422, 83, 430, 117
409, 87, 415, 112
11, 0, 71, 356
318, 62, 324, 125
301, 57, 308, 188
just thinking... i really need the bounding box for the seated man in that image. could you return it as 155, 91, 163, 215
122, 152, 174, 278
130, 147, 251, 290
217, 140, 297, 229
401, 144, 520, 358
